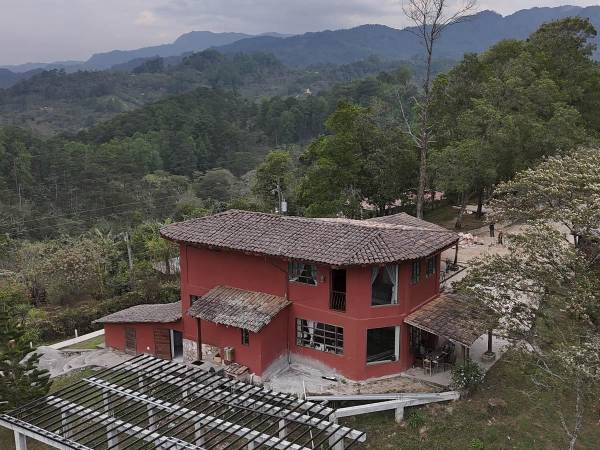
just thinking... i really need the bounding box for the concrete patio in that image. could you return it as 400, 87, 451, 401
402, 332, 511, 387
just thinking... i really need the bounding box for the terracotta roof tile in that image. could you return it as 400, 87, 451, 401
94, 302, 181, 324
160, 210, 458, 266
404, 293, 489, 347
188, 286, 290, 333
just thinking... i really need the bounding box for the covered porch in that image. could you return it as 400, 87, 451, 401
402, 293, 509, 387
188, 285, 291, 377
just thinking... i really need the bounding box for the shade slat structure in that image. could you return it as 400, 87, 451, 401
1, 354, 365, 450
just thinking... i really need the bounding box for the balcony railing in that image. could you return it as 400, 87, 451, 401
329, 290, 346, 312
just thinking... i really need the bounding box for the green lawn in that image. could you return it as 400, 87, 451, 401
347, 357, 599, 449
64, 334, 104, 350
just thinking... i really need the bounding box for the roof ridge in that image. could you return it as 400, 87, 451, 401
164, 210, 454, 235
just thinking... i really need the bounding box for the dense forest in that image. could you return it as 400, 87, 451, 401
0, 51, 433, 135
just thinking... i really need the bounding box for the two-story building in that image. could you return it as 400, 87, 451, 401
97, 209, 464, 381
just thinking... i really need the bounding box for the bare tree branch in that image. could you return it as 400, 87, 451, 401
400, 0, 478, 218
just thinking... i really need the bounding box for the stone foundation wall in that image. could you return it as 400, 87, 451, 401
183, 338, 198, 363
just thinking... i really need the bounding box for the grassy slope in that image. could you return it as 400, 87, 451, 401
347, 357, 599, 449
64, 335, 104, 350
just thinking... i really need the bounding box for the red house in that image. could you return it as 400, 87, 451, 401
98, 210, 461, 381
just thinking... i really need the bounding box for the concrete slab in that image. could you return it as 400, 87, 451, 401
263, 357, 435, 396
35, 346, 133, 378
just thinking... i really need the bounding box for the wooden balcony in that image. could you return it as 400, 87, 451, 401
329, 290, 346, 312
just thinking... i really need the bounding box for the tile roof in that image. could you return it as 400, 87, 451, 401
187, 286, 290, 333
404, 293, 491, 347
160, 210, 458, 266
94, 302, 182, 324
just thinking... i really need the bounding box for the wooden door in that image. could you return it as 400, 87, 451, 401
154, 328, 172, 360
125, 327, 136, 354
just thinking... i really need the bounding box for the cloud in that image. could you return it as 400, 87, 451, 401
135, 10, 159, 27
154, 0, 406, 33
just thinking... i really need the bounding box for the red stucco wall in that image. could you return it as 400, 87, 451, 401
176, 244, 443, 380
104, 321, 182, 355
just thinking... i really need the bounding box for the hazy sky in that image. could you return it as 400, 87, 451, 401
1, 1, 599, 65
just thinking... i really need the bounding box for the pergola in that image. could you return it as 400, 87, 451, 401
1, 355, 365, 450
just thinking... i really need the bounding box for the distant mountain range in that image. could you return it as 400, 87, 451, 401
1, 5, 599, 83
1, 31, 293, 74
217, 6, 600, 66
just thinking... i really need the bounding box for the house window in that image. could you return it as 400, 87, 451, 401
296, 319, 343, 355
289, 262, 317, 285
190, 295, 200, 305
371, 265, 398, 305
367, 326, 400, 364
426, 257, 436, 277
411, 260, 421, 284
241, 328, 250, 346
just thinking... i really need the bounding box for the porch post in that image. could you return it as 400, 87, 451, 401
194, 421, 205, 446
395, 406, 405, 423
14, 431, 27, 450
139, 374, 156, 431
329, 414, 345, 450
453, 242, 459, 266
61, 407, 72, 438
197, 318, 202, 361
278, 419, 287, 439
487, 330, 493, 354
103, 392, 119, 448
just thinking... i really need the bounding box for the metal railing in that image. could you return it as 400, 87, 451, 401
329, 290, 346, 312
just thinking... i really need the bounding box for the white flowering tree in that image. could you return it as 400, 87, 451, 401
458, 149, 600, 450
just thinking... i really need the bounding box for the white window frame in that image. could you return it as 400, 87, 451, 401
370, 264, 399, 306
366, 326, 401, 365
289, 262, 318, 285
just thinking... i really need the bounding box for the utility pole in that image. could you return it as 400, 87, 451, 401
274, 178, 287, 215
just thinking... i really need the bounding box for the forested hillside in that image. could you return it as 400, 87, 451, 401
0, 51, 420, 135
0, 63, 416, 240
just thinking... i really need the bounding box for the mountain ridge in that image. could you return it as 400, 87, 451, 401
2, 6, 599, 76
215, 6, 600, 66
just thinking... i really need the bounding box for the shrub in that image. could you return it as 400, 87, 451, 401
406, 409, 426, 429
470, 437, 485, 449
451, 358, 484, 390
29, 282, 180, 343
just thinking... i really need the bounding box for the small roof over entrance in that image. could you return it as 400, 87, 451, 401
188, 285, 291, 333
1, 354, 365, 450
94, 301, 182, 324
404, 293, 490, 347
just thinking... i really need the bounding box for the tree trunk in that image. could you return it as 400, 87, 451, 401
476, 189, 484, 218
416, 49, 433, 220
455, 192, 467, 229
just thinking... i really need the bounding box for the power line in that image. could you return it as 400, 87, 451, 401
3, 198, 182, 237
0, 194, 183, 230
